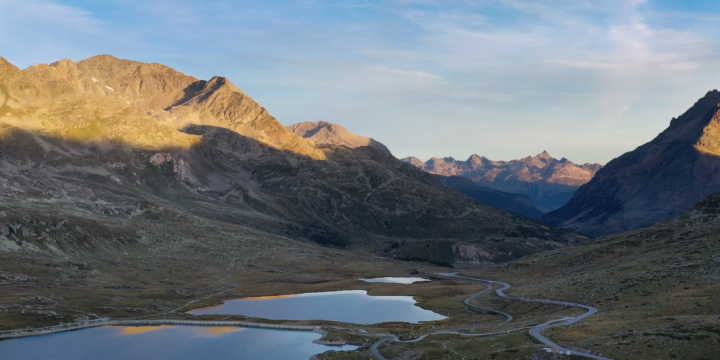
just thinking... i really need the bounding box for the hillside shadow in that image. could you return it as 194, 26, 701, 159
0, 120, 588, 262
0, 122, 352, 247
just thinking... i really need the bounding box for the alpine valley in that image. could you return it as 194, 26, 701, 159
2, 55, 720, 360
0, 54, 582, 326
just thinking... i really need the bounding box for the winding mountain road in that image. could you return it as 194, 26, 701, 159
458, 277, 513, 325
370, 273, 613, 360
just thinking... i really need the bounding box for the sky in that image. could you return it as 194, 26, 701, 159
1, 0, 719, 164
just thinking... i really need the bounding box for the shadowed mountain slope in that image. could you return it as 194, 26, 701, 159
0, 55, 584, 266
401, 152, 602, 212
436, 175, 543, 219
286, 121, 391, 155
542, 90, 720, 237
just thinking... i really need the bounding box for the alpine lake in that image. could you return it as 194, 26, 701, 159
1, 278, 443, 360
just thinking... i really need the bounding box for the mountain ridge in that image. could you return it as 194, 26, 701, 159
287, 120, 543, 218
401, 151, 602, 212
2, 54, 323, 158
0, 54, 585, 265
542, 89, 720, 236
286, 121, 392, 154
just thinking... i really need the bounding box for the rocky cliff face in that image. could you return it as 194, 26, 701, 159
542, 90, 720, 237
401, 152, 602, 212
0, 55, 584, 265
286, 121, 391, 155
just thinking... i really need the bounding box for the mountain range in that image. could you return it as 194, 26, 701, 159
0, 54, 583, 268
543, 90, 720, 237
401, 151, 602, 212
284, 121, 544, 218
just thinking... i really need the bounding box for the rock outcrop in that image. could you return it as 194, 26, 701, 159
542, 90, 720, 237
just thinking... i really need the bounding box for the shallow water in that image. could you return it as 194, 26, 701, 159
360, 277, 431, 284
0, 325, 357, 360
189, 290, 446, 324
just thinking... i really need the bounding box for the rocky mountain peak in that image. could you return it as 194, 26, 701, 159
205, 76, 239, 92
0, 56, 23, 83
402, 151, 603, 212
0, 55, 323, 158
286, 121, 391, 154
49, 58, 73, 66
543, 89, 720, 236
668, 90, 719, 127
46, 58, 81, 88
467, 154, 488, 167
693, 91, 720, 156
536, 150, 552, 159
73, 55, 200, 110
518, 150, 554, 168
400, 156, 425, 168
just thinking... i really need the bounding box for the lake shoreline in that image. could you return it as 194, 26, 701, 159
0, 318, 321, 340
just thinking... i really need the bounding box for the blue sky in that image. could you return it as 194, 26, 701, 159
1, 0, 719, 164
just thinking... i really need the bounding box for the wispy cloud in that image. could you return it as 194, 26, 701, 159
0, 0, 101, 33
452, 91, 516, 103
0, 0, 718, 164
369, 66, 443, 80
554, 60, 622, 70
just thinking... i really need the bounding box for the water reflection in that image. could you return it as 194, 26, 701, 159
188, 290, 446, 324
0, 325, 356, 360
118, 325, 174, 335
360, 277, 431, 284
